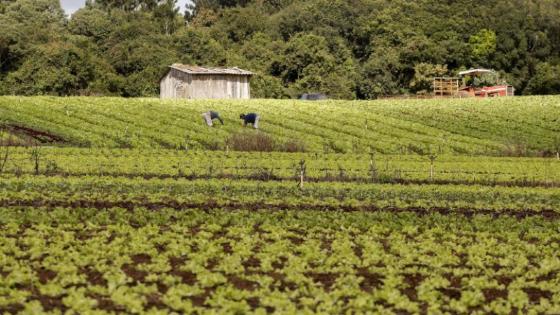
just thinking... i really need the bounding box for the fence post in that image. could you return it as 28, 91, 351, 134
369, 151, 377, 183
299, 159, 306, 189
429, 154, 437, 181
30, 144, 41, 175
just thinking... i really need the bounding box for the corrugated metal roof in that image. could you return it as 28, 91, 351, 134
458, 68, 494, 76
170, 64, 253, 76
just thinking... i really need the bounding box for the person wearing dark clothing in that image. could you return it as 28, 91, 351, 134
240, 113, 260, 129
202, 111, 224, 126
209, 111, 224, 125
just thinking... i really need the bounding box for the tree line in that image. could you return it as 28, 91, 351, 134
1, 0, 559, 98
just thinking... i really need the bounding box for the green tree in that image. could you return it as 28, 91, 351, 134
279, 33, 355, 98
4, 41, 118, 96
525, 62, 560, 95
153, 0, 181, 35
410, 63, 448, 93
175, 28, 227, 66
68, 8, 114, 44
215, 6, 265, 42
0, 0, 66, 73
357, 48, 402, 99
469, 29, 497, 65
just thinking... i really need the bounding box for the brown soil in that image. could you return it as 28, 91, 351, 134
121, 263, 148, 282
145, 292, 167, 310
321, 238, 333, 252
438, 273, 463, 299
5, 124, 67, 144
131, 253, 152, 264
36, 294, 68, 312
438, 288, 461, 299
402, 273, 425, 300
189, 287, 215, 307
287, 236, 305, 245
0, 303, 23, 313
172, 270, 197, 285
4, 199, 560, 220
445, 274, 462, 288
80, 267, 107, 286
169, 256, 187, 268
227, 275, 259, 291
9, 283, 69, 313
206, 258, 219, 270
246, 297, 260, 309
222, 242, 233, 254
353, 245, 363, 259
245, 271, 294, 292
37, 267, 57, 284
33, 171, 560, 189
210, 230, 227, 240
404, 273, 425, 287
523, 287, 552, 303
243, 256, 261, 269
277, 280, 298, 292
483, 288, 508, 301
496, 276, 513, 287
271, 257, 287, 270
305, 272, 338, 290
356, 268, 383, 292
536, 271, 558, 282
88, 293, 126, 312
401, 287, 418, 301
252, 223, 265, 234
168, 256, 197, 285
155, 243, 166, 253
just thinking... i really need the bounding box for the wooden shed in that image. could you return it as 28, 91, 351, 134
160, 64, 253, 99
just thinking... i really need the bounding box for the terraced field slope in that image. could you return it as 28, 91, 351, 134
1, 96, 559, 155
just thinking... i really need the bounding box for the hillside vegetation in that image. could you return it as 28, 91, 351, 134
1, 96, 559, 156
1, 0, 560, 98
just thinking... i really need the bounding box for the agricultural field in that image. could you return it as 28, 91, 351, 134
1, 96, 559, 155
0, 96, 559, 314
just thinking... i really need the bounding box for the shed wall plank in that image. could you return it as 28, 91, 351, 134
160, 69, 251, 100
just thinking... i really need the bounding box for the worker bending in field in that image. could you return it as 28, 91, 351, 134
240, 113, 260, 129
202, 111, 224, 127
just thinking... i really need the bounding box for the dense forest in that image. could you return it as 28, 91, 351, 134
1, 0, 559, 98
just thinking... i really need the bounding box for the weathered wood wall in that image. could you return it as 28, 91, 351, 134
160, 69, 251, 99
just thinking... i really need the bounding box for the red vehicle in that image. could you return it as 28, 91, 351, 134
458, 69, 515, 97
433, 69, 514, 98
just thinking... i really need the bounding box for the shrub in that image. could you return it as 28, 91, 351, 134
226, 132, 306, 152
226, 132, 276, 152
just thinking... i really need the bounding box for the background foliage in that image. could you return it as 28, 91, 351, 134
1, 0, 560, 98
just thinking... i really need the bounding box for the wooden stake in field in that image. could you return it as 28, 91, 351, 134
299, 159, 306, 189
369, 151, 377, 182
428, 154, 437, 181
